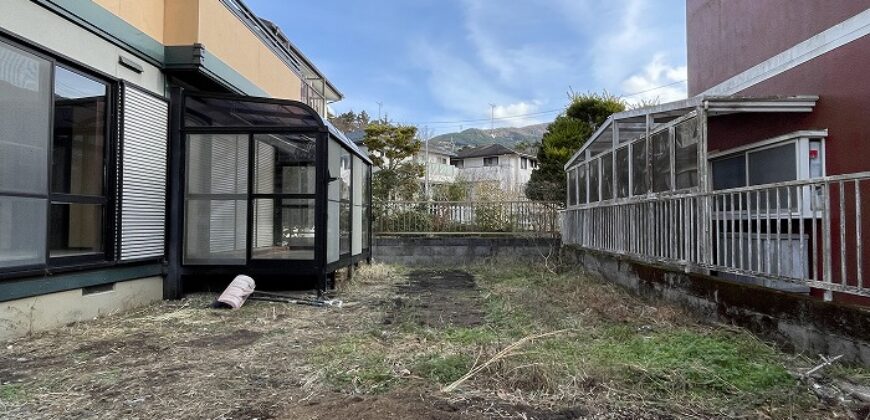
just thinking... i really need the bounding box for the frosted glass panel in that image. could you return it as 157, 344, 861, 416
0, 196, 46, 268
0, 40, 51, 195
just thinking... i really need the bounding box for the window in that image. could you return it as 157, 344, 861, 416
185, 134, 249, 264
521, 157, 528, 169
0, 40, 51, 269
616, 146, 629, 198
600, 153, 613, 201
251, 134, 317, 260
339, 148, 352, 256
452, 159, 463, 169
711, 155, 746, 190
577, 164, 587, 204
631, 140, 648, 195
567, 168, 577, 206
674, 118, 699, 190
588, 159, 599, 202
483, 157, 498, 167
748, 144, 797, 186
0, 38, 113, 270
440, 157, 448, 164
50, 67, 109, 260
650, 130, 671, 192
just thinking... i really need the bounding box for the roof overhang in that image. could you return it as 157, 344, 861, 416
564, 95, 819, 170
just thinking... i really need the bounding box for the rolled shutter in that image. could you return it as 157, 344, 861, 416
118, 83, 169, 261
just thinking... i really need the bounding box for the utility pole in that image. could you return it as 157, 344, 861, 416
424, 125, 431, 200
376, 101, 383, 122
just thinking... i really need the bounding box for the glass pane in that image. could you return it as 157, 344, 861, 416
251, 198, 315, 260
0, 196, 46, 268
631, 140, 648, 195
186, 134, 248, 195
0, 40, 51, 195
748, 144, 797, 185
601, 153, 613, 201
49, 202, 103, 257
616, 147, 629, 198
674, 118, 699, 190
588, 159, 599, 202
712, 155, 746, 190
567, 168, 577, 206
328, 139, 340, 201
52, 67, 107, 196
253, 134, 315, 194
340, 202, 350, 255
361, 205, 370, 250
651, 130, 671, 192
340, 148, 351, 201
184, 199, 247, 264
184, 95, 322, 129
577, 164, 587, 204
327, 200, 339, 262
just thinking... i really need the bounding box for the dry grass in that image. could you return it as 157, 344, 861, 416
0, 260, 867, 419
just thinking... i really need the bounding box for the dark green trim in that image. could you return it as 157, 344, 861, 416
165, 45, 269, 96
31, 0, 164, 66
0, 264, 162, 303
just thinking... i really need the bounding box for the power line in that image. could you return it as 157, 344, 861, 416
406, 79, 688, 126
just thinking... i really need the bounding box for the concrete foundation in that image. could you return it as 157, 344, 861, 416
0, 276, 163, 342
562, 246, 870, 365
373, 235, 560, 266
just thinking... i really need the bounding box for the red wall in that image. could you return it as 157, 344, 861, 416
706, 35, 870, 176
687, 0, 870, 95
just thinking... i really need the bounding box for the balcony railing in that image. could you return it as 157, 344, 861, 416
562, 172, 870, 297
375, 200, 561, 236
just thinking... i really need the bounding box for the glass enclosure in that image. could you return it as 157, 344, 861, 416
179, 93, 371, 278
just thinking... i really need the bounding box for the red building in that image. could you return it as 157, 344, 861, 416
563, 1, 870, 303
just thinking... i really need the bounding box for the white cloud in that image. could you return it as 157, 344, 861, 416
621, 54, 688, 106
492, 101, 544, 127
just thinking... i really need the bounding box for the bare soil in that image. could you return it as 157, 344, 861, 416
0, 262, 867, 419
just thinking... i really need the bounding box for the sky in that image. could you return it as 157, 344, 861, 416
246, 0, 687, 135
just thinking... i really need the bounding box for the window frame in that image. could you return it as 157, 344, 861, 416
483, 156, 498, 167
0, 34, 119, 275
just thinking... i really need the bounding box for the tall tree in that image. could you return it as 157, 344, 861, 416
328, 110, 371, 133
363, 123, 423, 201
525, 93, 625, 202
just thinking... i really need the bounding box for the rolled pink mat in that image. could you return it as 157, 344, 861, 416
215, 275, 256, 309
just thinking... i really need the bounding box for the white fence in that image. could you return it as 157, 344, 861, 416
562, 172, 870, 297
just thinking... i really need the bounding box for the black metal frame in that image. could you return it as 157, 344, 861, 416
165, 91, 372, 297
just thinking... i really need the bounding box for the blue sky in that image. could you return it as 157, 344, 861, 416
246, 0, 687, 135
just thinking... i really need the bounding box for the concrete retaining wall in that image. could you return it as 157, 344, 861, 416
374, 236, 560, 266
562, 246, 870, 365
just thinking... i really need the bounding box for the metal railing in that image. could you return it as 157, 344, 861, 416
375, 200, 561, 235
562, 172, 870, 297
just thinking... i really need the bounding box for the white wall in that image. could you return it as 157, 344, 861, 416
457, 154, 536, 194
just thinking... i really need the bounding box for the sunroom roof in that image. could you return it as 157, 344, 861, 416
564, 95, 819, 169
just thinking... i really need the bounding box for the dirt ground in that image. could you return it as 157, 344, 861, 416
1, 262, 869, 419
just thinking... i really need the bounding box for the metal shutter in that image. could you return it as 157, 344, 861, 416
118, 83, 169, 261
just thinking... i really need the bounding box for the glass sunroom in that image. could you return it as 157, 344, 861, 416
166, 92, 372, 294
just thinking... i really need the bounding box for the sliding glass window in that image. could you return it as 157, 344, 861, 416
0, 38, 111, 271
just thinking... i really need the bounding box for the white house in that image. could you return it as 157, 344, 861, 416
451, 144, 538, 196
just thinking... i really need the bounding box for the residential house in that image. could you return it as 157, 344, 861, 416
0, 0, 372, 340
563, 1, 870, 303
452, 144, 538, 197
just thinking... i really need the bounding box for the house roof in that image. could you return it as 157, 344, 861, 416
423, 142, 456, 157
455, 144, 534, 159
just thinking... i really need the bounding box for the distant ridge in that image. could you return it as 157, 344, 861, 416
428, 123, 548, 151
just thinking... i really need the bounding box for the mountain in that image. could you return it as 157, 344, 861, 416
428, 123, 548, 152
